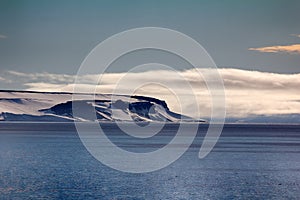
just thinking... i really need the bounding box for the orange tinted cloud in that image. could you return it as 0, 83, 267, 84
249, 44, 300, 54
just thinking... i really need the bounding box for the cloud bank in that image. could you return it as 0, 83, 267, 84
1, 68, 300, 118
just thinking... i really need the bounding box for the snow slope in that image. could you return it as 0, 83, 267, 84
0, 91, 204, 122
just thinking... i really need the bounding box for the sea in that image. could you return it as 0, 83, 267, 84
0, 123, 299, 199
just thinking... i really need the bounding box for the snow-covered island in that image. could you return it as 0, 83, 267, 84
0, 90, 205, 123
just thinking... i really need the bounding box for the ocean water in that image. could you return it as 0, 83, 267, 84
0, 123, 299, 199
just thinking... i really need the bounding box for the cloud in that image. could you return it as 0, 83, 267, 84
1, 68, 300, 118
290, 34, 300, 38
5, 71, 76, 84
249, 44, 300, 54
249, 34, 300, 54
0, 34, 7, 39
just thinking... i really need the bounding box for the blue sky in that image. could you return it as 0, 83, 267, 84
0, 0, 300, 74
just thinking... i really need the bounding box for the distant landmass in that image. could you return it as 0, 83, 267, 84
225, 114, 300, 124
0, 90, 204, 122
0, 90, 298, 124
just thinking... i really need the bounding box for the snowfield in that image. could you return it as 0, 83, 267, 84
0, 91, 204, 122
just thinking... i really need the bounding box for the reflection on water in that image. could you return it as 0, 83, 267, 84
0, 123, 299, 199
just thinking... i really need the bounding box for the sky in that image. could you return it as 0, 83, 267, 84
0, 0, 300, 74
0, 0, 300, 120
